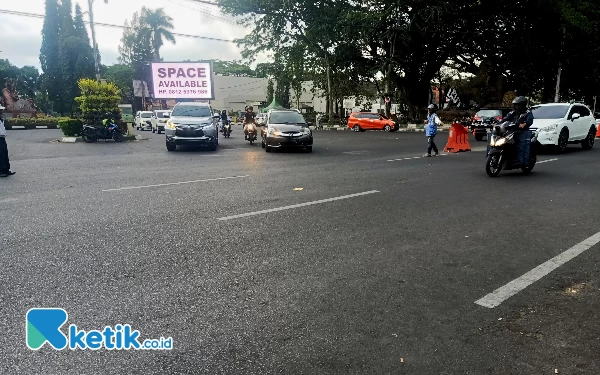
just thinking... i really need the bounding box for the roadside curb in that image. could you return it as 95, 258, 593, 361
57, 135, 143, 143
7, 125, 58, 130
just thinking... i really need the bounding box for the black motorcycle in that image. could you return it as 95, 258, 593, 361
485, 122, 537, 177
82, 122, 124, 143
222, 122, 232, 138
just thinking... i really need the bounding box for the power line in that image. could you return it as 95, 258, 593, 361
0, 9, 234, 42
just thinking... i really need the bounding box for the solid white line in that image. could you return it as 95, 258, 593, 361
218, 190, 380, 221
475, 231, 600, 308
537, 158, 559, 164
102, 175, 250, 192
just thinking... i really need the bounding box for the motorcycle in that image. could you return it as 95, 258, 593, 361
245, 123, 258, 145
222, 122, 232, 138
81, 121, 124, 143
485, 121, 537, 177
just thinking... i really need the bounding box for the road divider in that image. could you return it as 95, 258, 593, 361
218, 190, 380, 221
443, 123, 471, 153
475, 230, 600, 308
102, 175, 249, 192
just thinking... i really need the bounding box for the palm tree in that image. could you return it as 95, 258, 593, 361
141, 7, 176, 62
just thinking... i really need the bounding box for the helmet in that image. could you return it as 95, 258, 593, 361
512, 96, 528, 105
105, 112, 113, 118
427, 104, 437, 110
512, 96, 528, 113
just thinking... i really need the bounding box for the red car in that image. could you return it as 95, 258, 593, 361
347, 112, 399, 132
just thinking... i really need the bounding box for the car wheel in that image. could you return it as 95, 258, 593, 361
383, 124, 391, 132
353, 125, 361, 132
157, 129, 161, 134
166, 142, 176, 151
265, 145, 272, 153
556, 128, 569, 153
305, 146, 313, 153
581, 126, 596, 150
208, 142, 217, 151
475, 134, 484, 141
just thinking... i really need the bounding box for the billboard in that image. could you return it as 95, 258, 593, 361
151, 61, 214, 100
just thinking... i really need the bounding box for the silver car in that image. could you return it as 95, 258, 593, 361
164, 102, 220, 151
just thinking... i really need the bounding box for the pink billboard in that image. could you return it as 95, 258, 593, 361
151, 61, 215, 100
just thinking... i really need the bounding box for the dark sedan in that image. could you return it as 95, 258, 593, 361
261, 109, 313, 153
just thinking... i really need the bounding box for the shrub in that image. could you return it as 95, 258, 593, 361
437, 109, 476, 123
58, 119, 83, 137
75, 78, 122, 125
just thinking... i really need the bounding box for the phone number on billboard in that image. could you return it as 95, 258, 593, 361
167, 90, 208, 95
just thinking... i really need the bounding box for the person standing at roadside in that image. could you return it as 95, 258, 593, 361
425, 104, 442, 157
0, 105, 15, 177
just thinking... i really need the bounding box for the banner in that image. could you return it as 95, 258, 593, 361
151, 62, 215, 100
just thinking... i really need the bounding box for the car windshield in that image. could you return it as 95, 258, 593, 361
120, 108, 132, 115
141, 113, 152, 118
171, 106, 212, 117
477, 110, 502, 117
530, 105, 569, 119
269, 111, 307, 125
155, 112, 171, 118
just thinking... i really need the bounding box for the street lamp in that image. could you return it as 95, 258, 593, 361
87, 0, 108, 81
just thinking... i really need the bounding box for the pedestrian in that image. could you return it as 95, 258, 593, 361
0, 105, 15, 177
424, 104, 442, 157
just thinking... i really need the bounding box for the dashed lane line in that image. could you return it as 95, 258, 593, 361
217, 190, 380, 221
475, 231, 600, 308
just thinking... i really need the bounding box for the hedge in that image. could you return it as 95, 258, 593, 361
58, 119, 83, 137
4, 117, 69, 130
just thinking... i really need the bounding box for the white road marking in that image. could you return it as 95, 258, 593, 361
537, 158, 559, 164
102, 175, 250, 192
475, 231, 600, 308
387, 153, 449, 162
218, 190, 380, 221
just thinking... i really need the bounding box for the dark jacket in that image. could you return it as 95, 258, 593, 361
502, 110, 534, 129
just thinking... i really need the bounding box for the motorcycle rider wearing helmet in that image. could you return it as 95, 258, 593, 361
102, 112, 115, 127
243, 106, 257, 139
500, 96, 534, 130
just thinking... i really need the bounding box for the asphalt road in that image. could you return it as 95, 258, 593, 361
1, 126, 599, 374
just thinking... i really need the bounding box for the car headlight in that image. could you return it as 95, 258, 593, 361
539, 124, 558, 133
302, 127, 311, 134
165, 121, 177, 130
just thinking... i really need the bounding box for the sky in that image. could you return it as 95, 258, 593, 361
0, 0, 269, 72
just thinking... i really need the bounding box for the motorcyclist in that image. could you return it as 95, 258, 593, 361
102, 112, 118, 134
220, 110, 229, 133
494, 96, 534, 134
243, 106, 257, 139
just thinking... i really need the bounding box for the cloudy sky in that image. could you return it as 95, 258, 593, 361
0, 0, 269, 71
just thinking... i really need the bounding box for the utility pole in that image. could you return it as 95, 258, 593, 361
87, 0, 108, 81
554, 26, 566, 102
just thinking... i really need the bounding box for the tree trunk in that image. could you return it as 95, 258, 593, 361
325, 54, 334, 119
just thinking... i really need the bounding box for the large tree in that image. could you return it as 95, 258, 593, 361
141, 8, 176, 62
40, 0, 62, 112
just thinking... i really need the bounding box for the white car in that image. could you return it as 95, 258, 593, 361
151, 110, 172, 134
529, 102, 597, 153
135, 111, 154, 131
255, 113, 266, 125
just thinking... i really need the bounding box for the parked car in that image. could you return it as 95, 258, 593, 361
164, 102, 220, 151
151, 110, 172, 134
529, 102, 597, 153
347, 112, 398, 132
470, 108, 510, 141
135, 111, 153, 131
261, 109, 313, 152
